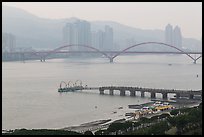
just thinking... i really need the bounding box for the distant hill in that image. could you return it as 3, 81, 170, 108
2, 6, 202, 51
2, 6, 64, 49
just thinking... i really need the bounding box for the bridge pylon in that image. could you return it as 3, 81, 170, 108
40, 56, 46, 62
109, 57, 113, 63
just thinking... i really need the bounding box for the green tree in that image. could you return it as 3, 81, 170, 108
139, 117, 150, 123
84, 131, 93, 135
170, 109, 179, 116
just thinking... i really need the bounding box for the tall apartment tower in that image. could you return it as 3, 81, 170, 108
91, 30, 105, 50
97, 30, 105, 50
2, 32, 16, 52
165, 24, 182, 50
173, 26, 182, 49
63, 20, 91, 51
165, 24, 173, 46
91, 25, 114, 51
104, 25, 113, 51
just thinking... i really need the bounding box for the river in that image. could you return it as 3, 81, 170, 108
2, 54, 202, 129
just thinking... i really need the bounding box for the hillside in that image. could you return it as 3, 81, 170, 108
2, 6, 201, 51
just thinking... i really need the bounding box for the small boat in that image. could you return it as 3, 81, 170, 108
125, 112, 134, 116
128, 105, 142, 109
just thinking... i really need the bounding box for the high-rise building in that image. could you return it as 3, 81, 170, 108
173, 26, 182, 49
104, 25, 113, 51
63, 23, 74, 45
165, 24, 182, 50
91, 25, 114, 51
77, 20, 91, 51
63, 21, 114, 52
165, 24, 173, 46
63, 20, 91, 51
91, 30, 104, 50
2, 32, 16, 52
97, 30, 105, 50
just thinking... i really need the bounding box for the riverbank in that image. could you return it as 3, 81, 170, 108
60, 99, 201, 133
2, 99, 201, 135
62, 119, 111, 133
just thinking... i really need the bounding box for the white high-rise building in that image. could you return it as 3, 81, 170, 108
97, 30, 105, 50
77, 20, 91, 51
2, 32, 16, 52
91, 30, 104, 50
165, 24, 173, 46
165, 24, 182, 50
63, 20, 91, 51
104, 25, 113, 51
91, 25, 114, 51
173, 26, 182, 49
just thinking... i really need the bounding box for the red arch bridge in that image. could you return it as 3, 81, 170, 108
7, 42, 202, 63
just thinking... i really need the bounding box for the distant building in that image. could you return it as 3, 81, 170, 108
173, 26, 182, 49
91, 30, 104, 50
91, 25, 114, 51
2, 32, 16, 52
97, 30, 105, 50
165, 24, 182, 50
104, 25, 113, 51
165, 24, 173, 46
63, 20, 91, 51
63, 20, 114, 52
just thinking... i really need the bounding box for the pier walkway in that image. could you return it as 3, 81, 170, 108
58, 85, 202, 100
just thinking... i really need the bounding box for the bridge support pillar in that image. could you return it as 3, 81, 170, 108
189, 94, 194, 99
109, 89, 114, 95
109, 58, 113, 63
151, 92, 156, 98
130, 90, 136, 97
120, 90, 125, 96
162, 93, 168, 100
40, 57, 46, 62
141, 91, 145, 98
193, 60, 196, 64
176, 93, 180, 99
99, 89, 104, 95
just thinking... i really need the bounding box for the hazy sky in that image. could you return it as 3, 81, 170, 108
3, 2, 202, 40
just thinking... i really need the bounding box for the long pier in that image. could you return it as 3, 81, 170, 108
58, 86, 202, 100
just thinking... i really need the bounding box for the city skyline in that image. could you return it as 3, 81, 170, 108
2, 2, 202, 40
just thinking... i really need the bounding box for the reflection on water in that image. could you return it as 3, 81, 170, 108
2, 55, 202, 129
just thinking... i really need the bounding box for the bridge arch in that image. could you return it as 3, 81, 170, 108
75, 80, 82, 87
195, 55, 202, 62
112, 42, 196, 62
60, 81, 67, 89
67, 81, 74, 87
29, 42, 201, 63
44, 44, 111, 59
